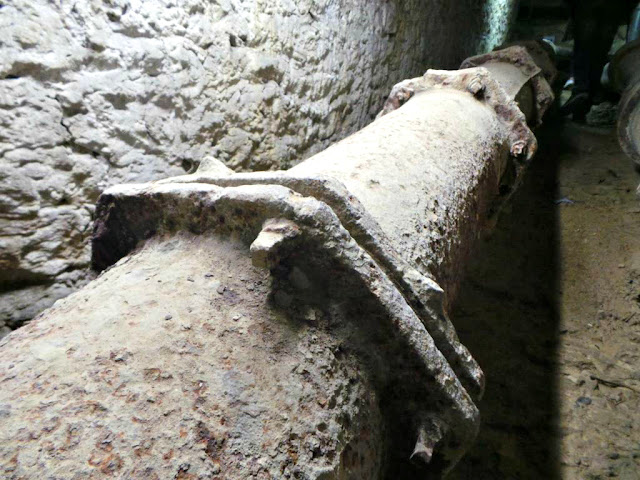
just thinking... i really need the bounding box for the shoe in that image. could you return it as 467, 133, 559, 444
572, 112, 587, 124
560, 91, 591, 118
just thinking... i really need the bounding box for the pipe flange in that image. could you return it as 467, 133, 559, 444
610, 39, 640, 93
493, 40, 558, 86
379, 67, 537, 162
150, 167, 486, 399
92, 181, 481, 473
461, 45, 555, 125
609, 40, 640, 166
617, 81, 640, 166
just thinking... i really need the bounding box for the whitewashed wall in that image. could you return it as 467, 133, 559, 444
0, 0, 518, 333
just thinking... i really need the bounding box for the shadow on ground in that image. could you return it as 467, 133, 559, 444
449, 120, 564, 479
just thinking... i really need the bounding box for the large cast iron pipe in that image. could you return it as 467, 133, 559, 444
0, 45, 553, 479
610, 39, 640, 166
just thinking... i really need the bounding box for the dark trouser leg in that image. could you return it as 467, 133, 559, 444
565, 0, 626, 119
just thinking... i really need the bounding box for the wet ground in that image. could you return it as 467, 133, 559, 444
449, 119, 640, 479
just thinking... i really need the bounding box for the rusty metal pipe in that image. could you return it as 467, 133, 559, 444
0, 45, 554, 479
610, 39, 640, 167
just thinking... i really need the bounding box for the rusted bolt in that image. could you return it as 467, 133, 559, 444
410, 417, 446, 466
388, 86, 415, 111
397, 87, 414, 103
467, 76, 485, 98
510, 139, 528, 158
249, 218, 301, 269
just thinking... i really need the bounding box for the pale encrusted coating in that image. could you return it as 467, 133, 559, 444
89, 181, 481, 472
153, 170, 486, 399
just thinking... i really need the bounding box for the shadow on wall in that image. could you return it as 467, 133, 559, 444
448, 120, 563, 479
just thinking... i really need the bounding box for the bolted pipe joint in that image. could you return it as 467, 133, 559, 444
0, 43, 556, 478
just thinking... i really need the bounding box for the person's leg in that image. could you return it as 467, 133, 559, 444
563, 0, 625, 120
588, 3, 622, 101
561, 1, 594, 121
572, 5, 594, 96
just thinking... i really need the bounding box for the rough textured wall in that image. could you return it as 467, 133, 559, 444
0, 0, 518, 335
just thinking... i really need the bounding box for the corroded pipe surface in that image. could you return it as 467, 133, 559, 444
0, 45, 553, 479
1, 233, 385, 479
290, 67, 534, 311
610, 39, 640, 166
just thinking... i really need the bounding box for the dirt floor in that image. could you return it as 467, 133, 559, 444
449, 119, 640, 479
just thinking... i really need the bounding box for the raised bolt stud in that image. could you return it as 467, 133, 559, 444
510, 139, 528, 158
410, 417, 446, 466
250, 218, 300, 269
467, 76, 485, 98
388, 86, 415, 111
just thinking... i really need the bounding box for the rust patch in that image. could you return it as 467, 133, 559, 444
64, 424, 82, 449
109, 349, 133, 363
84, 401, 108, 414
192, 380, 208, 409
196, 421, 226, 462
175, 463, 196, 479
88, 451, 123, 474
96, 431, 115, 452
134, 440, 153, 457
143, 368, 173, 381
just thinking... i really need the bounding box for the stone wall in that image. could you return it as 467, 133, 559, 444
0, 0, 518, 335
